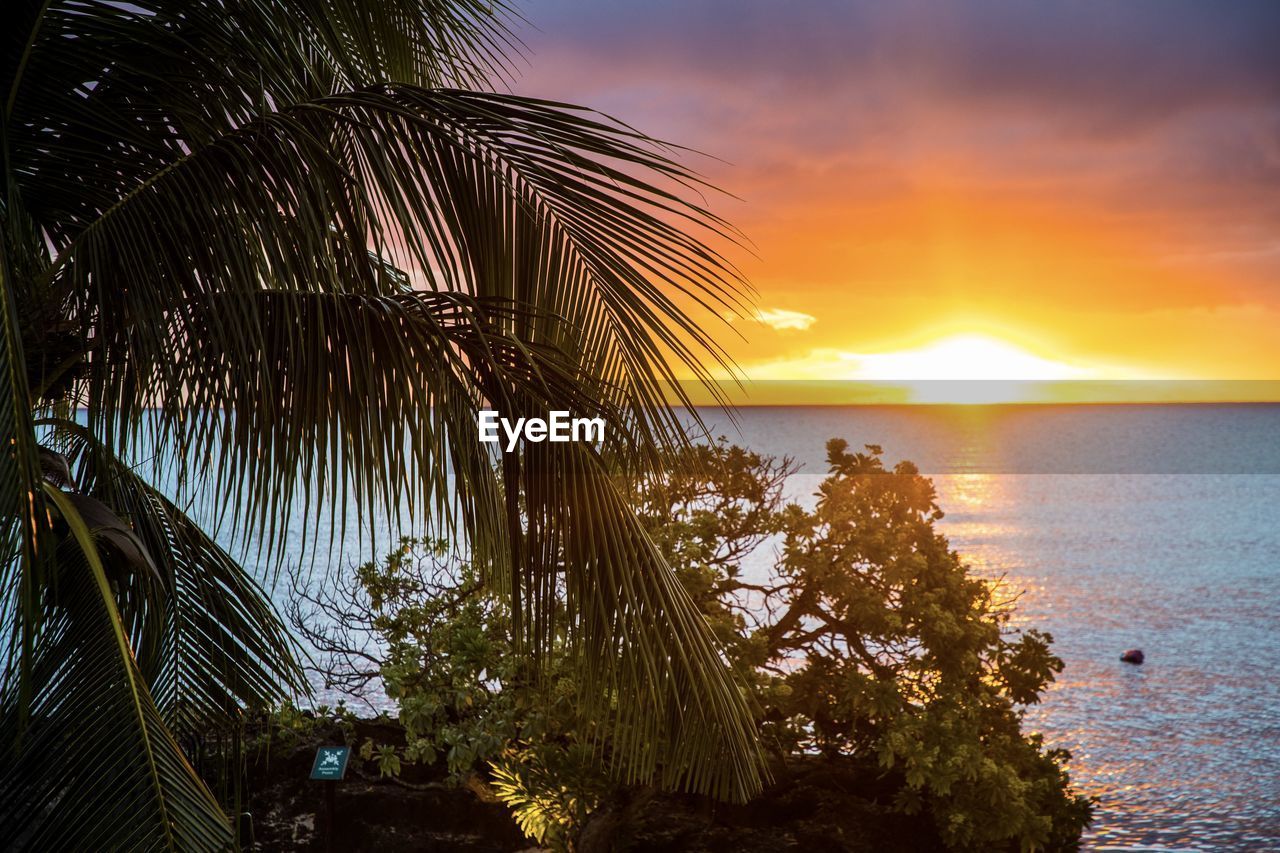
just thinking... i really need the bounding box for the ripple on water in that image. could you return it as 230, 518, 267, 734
935, 474, 1280, 851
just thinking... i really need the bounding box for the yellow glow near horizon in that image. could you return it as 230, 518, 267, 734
854, 334, 1091, 403
682, 328, 1280, 404
851, 334, 1087, 382
730, 332, 1103, 402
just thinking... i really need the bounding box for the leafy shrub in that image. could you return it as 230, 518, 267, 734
627, 438, 1092, 850
307, 537, 608, 850
254, 699, 357, 754
489, 742, 608, 848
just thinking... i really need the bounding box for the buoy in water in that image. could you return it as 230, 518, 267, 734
1120, 649, 1145, 664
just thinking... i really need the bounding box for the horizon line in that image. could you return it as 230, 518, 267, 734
661, 379, 1280, 406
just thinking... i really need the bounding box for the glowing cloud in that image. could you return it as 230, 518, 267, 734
753, 308, 817, 331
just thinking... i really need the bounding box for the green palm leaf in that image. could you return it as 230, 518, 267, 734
61, 86, 746, 533
0, 220, 55, 726
3, 3, 767, 844
0, 485, 231, 851
523, 439, 762, 801
52, 421, 307, 736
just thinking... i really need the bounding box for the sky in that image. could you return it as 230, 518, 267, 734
505, 1, 1280, 399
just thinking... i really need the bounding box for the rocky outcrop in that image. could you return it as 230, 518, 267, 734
240, 719, 942, 852
577, 759, 942, 853
241, 718, 527, 851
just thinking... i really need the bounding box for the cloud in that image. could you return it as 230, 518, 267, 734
516, 0, 1280, 134
752, 308, 816, 331
507, 2, 1280, 376
511, 1, 1280, 276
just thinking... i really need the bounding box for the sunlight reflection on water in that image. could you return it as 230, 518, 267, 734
933, 474, 1280, 850
744, 465, 1280, 849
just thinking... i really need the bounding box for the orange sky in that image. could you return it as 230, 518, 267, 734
510, 1, 1280, 401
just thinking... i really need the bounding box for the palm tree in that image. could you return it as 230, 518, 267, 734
0, 1, 763, 849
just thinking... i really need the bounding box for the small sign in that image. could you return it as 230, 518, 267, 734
310, 746, 351, 781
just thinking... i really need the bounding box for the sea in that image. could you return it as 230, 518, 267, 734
691, 405, 1280, 851
222, 403, 1280, 850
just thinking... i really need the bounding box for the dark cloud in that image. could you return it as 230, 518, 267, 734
515, 0, 1280, 133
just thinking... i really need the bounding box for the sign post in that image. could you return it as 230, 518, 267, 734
310, 746, 350, 852
310, 745, 351, 781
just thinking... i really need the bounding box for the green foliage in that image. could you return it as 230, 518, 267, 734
261, 699, 357, 754
490, 744, 608, 849
358, 539, 515, 777
345, 538, 609, 850
630, 438, 1093, 851
347, 440, 1090, 851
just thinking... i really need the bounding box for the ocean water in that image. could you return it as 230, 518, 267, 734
698, 405, 1280, 851
190, 403, 1278, 849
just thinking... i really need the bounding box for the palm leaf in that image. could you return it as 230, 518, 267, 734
524, 439, 762, 801
0, 485, 231, 851
3, 0, 768, 817
50, 420, 307, 737
57, 88, 746, 536
0, 216, 56, 726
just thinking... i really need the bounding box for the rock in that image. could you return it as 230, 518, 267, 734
240, 717, 528, 851
1120, 649, 1144, 664
576, 757, 945, 853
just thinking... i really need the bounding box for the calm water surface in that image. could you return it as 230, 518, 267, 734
718, 406, 1280, 851
925, 474, 1275, 850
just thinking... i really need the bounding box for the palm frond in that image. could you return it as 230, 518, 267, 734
53, 86, 762, 797
50, 420, 308, 736
0, 221, 55, 716
94, 290, 600, 557
0, 485, 231, 851
7, 0, 518, 241
3, 0, 768, 815
58, 88, 745, 541
524, 439, 762, 801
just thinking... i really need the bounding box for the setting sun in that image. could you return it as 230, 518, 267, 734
722, 332, 1116, 403
851, 334, 1092, 402
850, 335, 1087, 382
